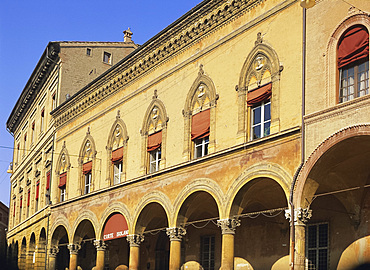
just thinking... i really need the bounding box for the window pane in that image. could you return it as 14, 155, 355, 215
253, 106, 261, 125
318, 249, 328, 270
264, 103, 271, 122
264, 122, 271, 137
318, 224, 328, 247
308, 226, 317, 248
307, 250, 317, 270
253, 126, 261, 139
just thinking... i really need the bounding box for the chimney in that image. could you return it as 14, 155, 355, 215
123, 28, 133, 43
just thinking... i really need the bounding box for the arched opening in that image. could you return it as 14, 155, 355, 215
38, 228, 47, 269
299, 135, 370, 269
136, 202, 169, 270
230, 178, 289, 269
73, 219, 96, 270
28, 233, 36, 269
177, 191, 221, 270
51, 225, 69, 270
101, 213, 130, 269
19, 237, 27, 270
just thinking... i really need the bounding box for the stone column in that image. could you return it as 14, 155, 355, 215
217, 218, 241, 270
26, 249, 34, 270
67, 243, 81, 270
94, 240, 107, 270
48, 246, 59, 270
286, 208, 312, 270
127, 234, 144, 270
166, 227, 186, 270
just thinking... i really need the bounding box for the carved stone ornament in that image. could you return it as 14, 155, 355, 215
255, 32, 263, 46
285, 208, 312, 225
49, 246, 59, 257
67, 243, 81, 255
127, 234, 144, 247
217, 218, 241, 235
93, 239, 107, 251
153, 89, 158, 99
199, 64, 204, 76
166, 227, 186, 241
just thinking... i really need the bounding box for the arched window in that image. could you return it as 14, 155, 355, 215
141, 95, 168, 174
183, 65, 217, 160
107, 114, 128, 185
78, 132, 96, 195
237, 37, 281, 142
338, 25, 369, 103
57, 153, 69, 202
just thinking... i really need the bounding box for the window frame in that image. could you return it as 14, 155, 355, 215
84, 172, 92, 194
113, 161, 123, 184
200, 235, 215, 270
193, 136, 209, 159
149, 147, 161, 173
306, 222, 329, 270
103, 51, 112, 64
250, 100, 271, 140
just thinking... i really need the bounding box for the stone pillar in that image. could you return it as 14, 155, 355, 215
48, 246, 59, 270
36, 247, 46, 270
67, 243, 81, 270
166, 227, 186, 270
26, 249, 34, 270
94, 240, 107, 270
217, 218, 241, 270
286, 208, 312, 270
127, 234, 144, 270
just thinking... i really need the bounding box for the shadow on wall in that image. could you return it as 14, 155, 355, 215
352, 263, 370, 270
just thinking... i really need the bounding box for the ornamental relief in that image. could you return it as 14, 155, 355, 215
148, 106, 164, 135
246, 53, 272, 89
191, 84, 212, 114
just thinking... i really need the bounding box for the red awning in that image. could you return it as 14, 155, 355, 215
20, 196, 22, 208
338, 25, 369, 68
13, 202, 15, 217
59, 172, 67, 188
83, 161, 92, 174
247, 82, 272, 106
191, 109, 210, 140
147, 131, 162, 152
27, 190, 30, 207
36, 181, 40, 200
46, 171, 51, 190
103, 213, 129, 240
111, 147, 124, 163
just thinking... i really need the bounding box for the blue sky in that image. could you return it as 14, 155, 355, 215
0, 0, 202, 207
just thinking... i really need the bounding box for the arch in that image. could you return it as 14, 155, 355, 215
226, 162, 290, 217
132, 191, 172, 233
50, 215, 71, 240
237, 41, 282, 143
294, 124, 370, 208
140, 97, 169, 174
71, 210, 99, 243
38, 227, 47, 251
99, 201, 132, 238
78, 130, 97, 195
106, 114, 129, 185
173, 178, 224, 222
183, 66, 218, 160
51, 225, 70, 246
325, 12, 370, 107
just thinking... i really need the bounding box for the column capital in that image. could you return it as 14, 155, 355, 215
285, 207, 312, 226
49, 246, 59, 258
166, 227, 186, 241
93, 239, 107, 251
67, 243, 81, 255
127, 234, 144, 247
217, 218, 241, 235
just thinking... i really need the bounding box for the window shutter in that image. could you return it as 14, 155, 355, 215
20, 196, 22, 208
111, 147, 124, 163
338, 25, 369, 68
59, 172, 67, 188
27, 190, 30, 207
13, 202, 15, 217
247, 82, 272, 106
36, 181, 40, 200
46, 171, 51, 190
83, 161, 92, 174
147, 131, 162, 152
191, 109, 210, 140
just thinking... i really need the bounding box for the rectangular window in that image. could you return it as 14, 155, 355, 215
251, 100, 271, 140
86, 48, 92, 56
60, 187, 66, 202
339, 61, 369, 103
13, 201, 16, 227
59, 172, 67, 202
35, 181, 39, 212
84, 173, 91, 194
16, 143, 20, 165
113, 161, 122, 184
194, 136, 209, 158
27, 189, 30, 218
52, 93, 57, 110
31, 121, 35, 144
149, 148, 161, 173
103, 52, 111, 64
23, 133, 27, 156
19, 196, 22, 222
46, 171, 51, 205
200, 235, 215, 270
307, 223, 329, 270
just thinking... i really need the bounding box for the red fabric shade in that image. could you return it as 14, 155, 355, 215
36, 181, 40, 200
191, 109, 210, 140
147, 131, 162, 152
83, 161, 92, 174
338, 25, 369, 68
20, 196, 22, 208
111, 147, 124, 163
103, 213, 129, 240
247, 82, 272, 106
13, 202, 15, 217
46, 171, 50, 190
27, 190, 30, 207
59, 172, 67, 188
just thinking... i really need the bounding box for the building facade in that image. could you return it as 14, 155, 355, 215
6, 0, 370, 270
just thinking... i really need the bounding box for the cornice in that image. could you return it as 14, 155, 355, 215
6, 42, 60, 134
52, 0, 268, 128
